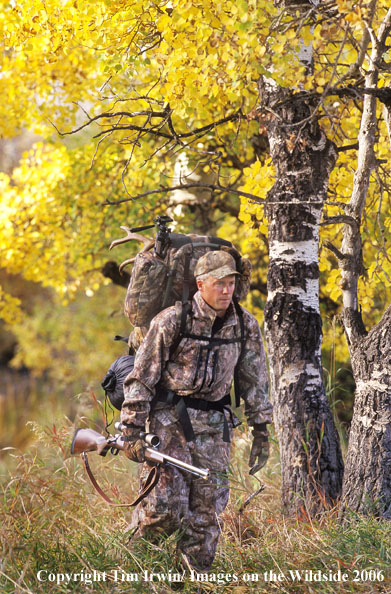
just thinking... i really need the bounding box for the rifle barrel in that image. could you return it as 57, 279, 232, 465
145, 448, 209, 480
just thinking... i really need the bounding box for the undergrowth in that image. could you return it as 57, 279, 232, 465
1, 419, 390, 594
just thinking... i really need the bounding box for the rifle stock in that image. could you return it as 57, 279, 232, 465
70, 427, 209, 479
71, 428, 124, 457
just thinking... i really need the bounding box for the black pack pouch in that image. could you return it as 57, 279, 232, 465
101, 354, 135, 410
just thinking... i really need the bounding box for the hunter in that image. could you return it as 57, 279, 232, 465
120, 250, 273, 571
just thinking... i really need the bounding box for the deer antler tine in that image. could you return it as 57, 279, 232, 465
118, 239, 154, 272
109, 226, 154, 250
119, 258, 136, 273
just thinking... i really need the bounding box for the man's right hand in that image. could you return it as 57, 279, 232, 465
122, 425, 146, 463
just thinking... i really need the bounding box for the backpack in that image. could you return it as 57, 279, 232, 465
123, 230, 252, 330
102, 218, 252, 411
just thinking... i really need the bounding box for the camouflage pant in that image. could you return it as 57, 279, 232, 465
129, 406, 231, 570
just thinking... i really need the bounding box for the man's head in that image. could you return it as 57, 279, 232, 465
194, 251, 240, 316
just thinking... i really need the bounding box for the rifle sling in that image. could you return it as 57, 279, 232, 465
81, 452, 160, 507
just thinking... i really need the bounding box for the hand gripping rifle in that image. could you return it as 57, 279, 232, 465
71, 422, 209, 507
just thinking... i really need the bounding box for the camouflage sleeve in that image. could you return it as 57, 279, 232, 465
237, 312, 273, 427
120, 308, 178, 429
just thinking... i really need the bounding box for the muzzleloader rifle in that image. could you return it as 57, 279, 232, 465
71, 422, 209, 507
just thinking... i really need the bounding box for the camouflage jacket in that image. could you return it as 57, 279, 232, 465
121, 291, 272, 429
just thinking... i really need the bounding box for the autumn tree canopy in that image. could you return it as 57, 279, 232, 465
1, 0, 390, 355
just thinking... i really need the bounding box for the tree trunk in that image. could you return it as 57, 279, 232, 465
338, 9, 391, 517
260, 80, 344, 515
340, 308, 391, 517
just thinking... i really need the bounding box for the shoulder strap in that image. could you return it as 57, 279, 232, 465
169, 301, 191, 359
233, 300, 246, 408
181, 250, 192, 304
164, 299, 246, 409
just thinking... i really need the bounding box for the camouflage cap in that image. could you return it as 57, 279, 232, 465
194, 250, 241, 280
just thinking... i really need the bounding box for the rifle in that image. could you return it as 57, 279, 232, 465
70, 423, 209, 507
71, 422, 209, 479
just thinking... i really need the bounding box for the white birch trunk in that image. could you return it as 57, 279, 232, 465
259, 79, 344, 515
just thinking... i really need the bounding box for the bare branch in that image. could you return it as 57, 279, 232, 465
52, 105, 242, 144
321, 215, 360, 231
325, 199, 348, 210
103, 182, 266, 205
177, 112, 242, 139
101, 95, 165, 106
93, 124, 171, 140
51, 110, 169, 137
336, 142, 359, 152
323, 240, 348, 261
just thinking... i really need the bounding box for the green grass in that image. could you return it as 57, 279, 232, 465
1, 419, 390, 594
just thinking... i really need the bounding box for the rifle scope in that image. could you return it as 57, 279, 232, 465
114, 422, 160, 448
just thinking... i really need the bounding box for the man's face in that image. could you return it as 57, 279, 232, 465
196, 274, 236, 317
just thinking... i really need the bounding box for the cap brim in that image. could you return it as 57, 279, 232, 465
209, 265, 241, 279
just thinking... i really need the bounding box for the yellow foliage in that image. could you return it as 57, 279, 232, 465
9, 283, 130, 387
0, 287, 22, 325
238, 158, 275, 237
1, 0, 391, 375
0, 139, 173, 320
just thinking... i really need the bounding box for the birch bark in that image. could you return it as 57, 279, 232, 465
260, 80, 344, 515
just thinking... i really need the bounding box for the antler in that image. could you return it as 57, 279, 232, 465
109, 226, 155, 251
119, 258, 137, 273
109, 226, 155, 273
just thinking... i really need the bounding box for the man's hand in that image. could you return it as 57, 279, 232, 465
249, 423, 269, 475
122, 425, 146, 463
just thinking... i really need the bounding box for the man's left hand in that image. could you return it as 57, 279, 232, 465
249, 424, 269, 475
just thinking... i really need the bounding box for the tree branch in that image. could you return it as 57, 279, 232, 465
323, 240, 348, 261
51, 107, 242, 144
336, 142, 359, 152
93, 124, 172, 140
50, 109, 169, 137
104, 182, 266, 205
320, 215, 360, 232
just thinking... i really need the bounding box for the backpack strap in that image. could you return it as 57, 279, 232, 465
148, 301, 189, 419
167, 299, 246, 411
233, 300, 246, 408
156, 390, 233, 443
168, 300, 192, 359
181, 250, 192, 304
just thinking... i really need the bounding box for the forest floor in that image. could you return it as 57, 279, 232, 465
1, 412, 390, 594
